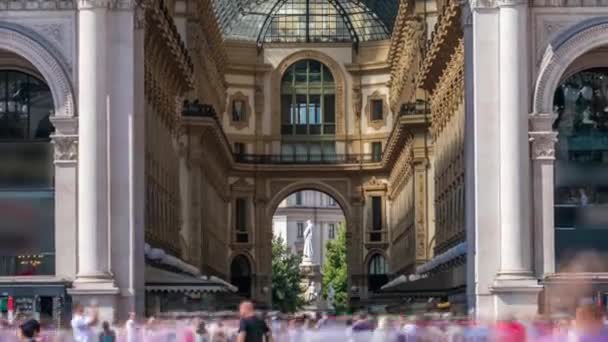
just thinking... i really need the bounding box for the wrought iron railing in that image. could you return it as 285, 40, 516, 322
182, 100, 217, 118
233, 153, 383, 164
366, 229, 388, 244
233, 231, 249, 244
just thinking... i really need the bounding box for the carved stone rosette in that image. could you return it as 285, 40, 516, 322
52, 135, 78, 162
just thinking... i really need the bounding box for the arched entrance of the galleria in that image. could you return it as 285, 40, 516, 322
227, 175, 381, 307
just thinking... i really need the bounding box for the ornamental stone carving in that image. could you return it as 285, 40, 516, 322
0, 24, 75, 117
529, 132, 558, 160
534, 20, 608, 114
52, 135, 78, 162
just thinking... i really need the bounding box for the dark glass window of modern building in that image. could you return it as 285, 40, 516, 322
0, 70, 55, 276
553, 68, 608, 272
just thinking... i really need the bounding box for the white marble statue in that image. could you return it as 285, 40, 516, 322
305, 280, 319, 303
302, 219, 314, 263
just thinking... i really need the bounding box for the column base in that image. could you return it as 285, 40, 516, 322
68, 278, 120, 324
490, 277, 542, 319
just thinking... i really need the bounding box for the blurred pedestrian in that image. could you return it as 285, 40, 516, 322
71, 303, 98, 342
237, 301, 271, 342
19, 319, 40, 342
98, 321, 116, 342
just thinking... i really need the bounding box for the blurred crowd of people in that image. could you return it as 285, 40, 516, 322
2, 300, 608, 342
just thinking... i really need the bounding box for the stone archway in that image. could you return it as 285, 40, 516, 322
257, 178, 359, 306
0, 23, 75, 118
533, 18, 608, 115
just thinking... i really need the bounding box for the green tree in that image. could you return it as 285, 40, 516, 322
322, 222, 348, 313
271, 235, 303, 313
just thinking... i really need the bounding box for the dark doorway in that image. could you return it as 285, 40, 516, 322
231, 255, 252, 298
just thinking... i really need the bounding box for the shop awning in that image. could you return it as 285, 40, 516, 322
381, 264, 466, 293
0, 281, 68, 297
145, 266, 236, 293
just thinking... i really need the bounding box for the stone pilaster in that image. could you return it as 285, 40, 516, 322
529, 113, 558, 278
50, 117, 78, 281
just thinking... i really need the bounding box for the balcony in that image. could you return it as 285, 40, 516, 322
234, 153, 383, 165
232, 230, 250, 246
365, 229, 389, 249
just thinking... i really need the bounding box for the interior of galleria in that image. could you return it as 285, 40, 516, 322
2, 0, 608, 323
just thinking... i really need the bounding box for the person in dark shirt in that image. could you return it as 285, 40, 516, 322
237, 301, 272, 342
19, 319, 40, 342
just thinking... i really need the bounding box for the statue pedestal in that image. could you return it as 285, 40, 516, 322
300, 263, 323, 311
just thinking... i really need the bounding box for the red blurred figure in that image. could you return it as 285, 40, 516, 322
495, 318, 527, 342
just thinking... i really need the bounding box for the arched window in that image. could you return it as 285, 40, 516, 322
0, 69, 55, 276
281, 59, 336, 161
553, 68, 608, 272
368, 254, 388, 292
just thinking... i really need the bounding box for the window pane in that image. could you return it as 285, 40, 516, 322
371, 99, 383, 121
0, 142, 53, 188
309, 143, 321, 161
233, 100, 245, 122
236, 198, 247, 231
553, 68, 608, 272
323, 94, 335, 123
296, 95, 307, 124
372, 142, 382, 162
372, 196, 382, 230
281, 95, 293, 124
0, 191, 55, 276
29, 78, 53, 139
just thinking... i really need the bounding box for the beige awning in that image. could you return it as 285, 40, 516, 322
145, 266, 236, 293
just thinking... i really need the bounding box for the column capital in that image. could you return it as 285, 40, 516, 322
51, 134, 78, 163
470, 0, 527, 9
529, 131, 558, 161
78, 0, 110, 9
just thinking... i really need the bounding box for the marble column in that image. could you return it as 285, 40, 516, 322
496, 1, 534, 280
529, 114, 558, 278
75, 0, 113, 283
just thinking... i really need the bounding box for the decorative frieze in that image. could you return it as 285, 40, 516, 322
0, 0, 74, 10
430, 39, 465, 139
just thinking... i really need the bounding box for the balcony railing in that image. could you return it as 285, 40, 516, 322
366, 229, 388, 245
234, 153, 383, 165
182, 100, 217, 118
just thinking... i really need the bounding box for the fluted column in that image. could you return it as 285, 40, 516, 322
497, 0, 533, 279
76, 0, 112, 281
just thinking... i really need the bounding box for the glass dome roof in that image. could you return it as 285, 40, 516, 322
211, 0, 398, 45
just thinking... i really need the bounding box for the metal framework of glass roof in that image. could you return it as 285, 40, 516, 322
211, 0, 398, 45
